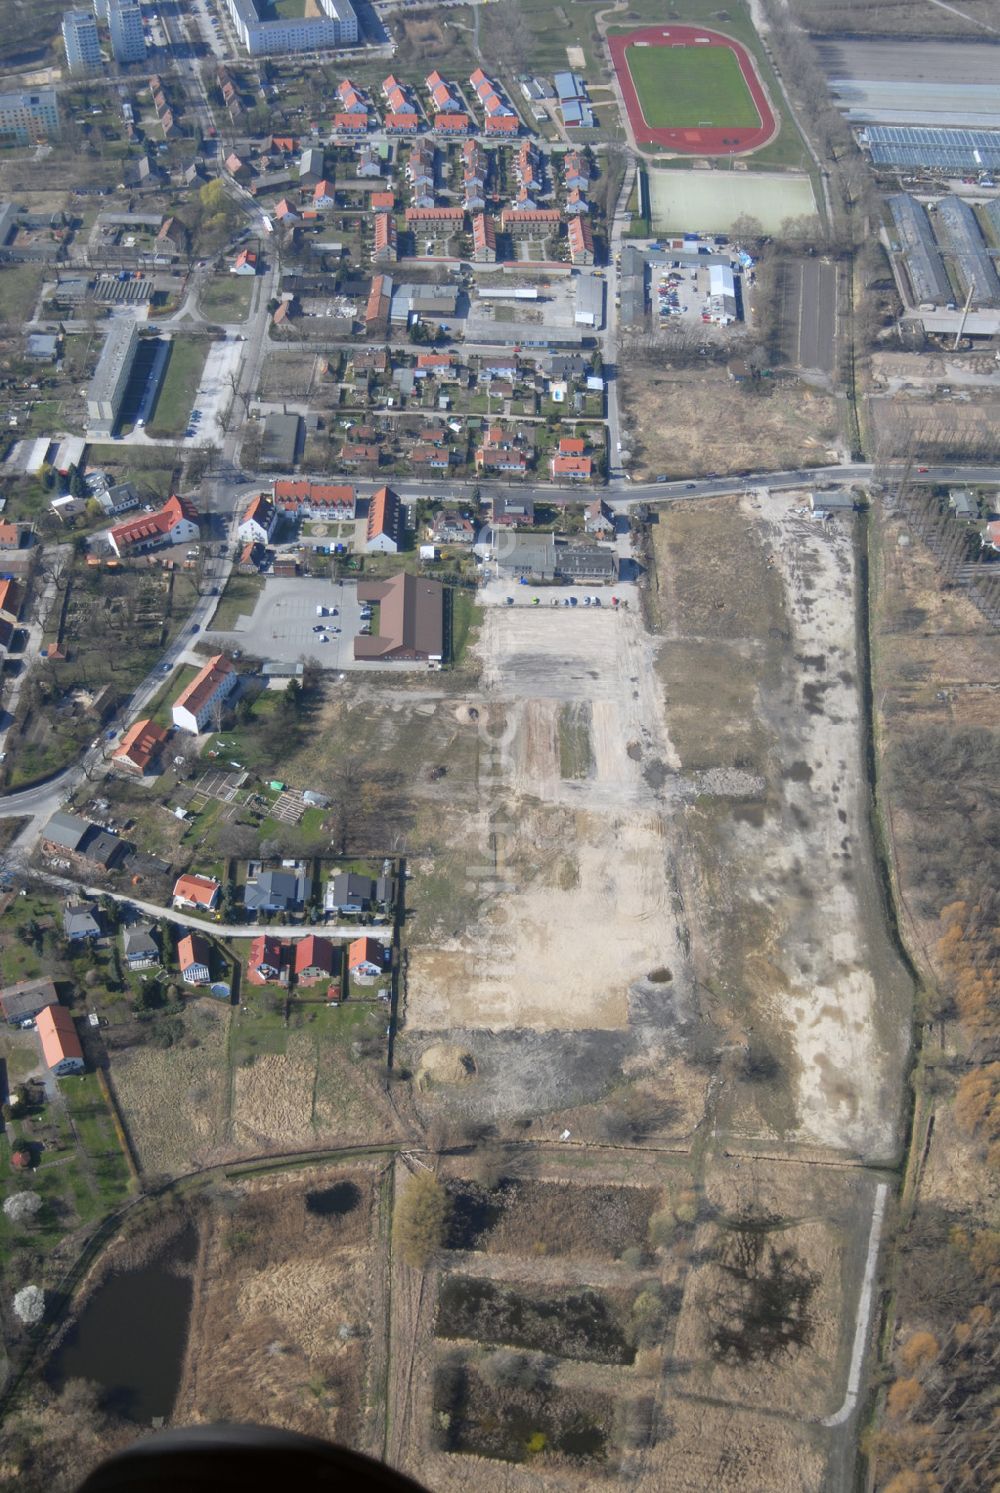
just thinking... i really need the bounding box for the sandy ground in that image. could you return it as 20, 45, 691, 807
660, 491, 910, 1160
406, 607, 688, 1032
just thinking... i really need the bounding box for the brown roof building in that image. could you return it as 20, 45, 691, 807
354, 573, 443, 663
113, 718, 169, 775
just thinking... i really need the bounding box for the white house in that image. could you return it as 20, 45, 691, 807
171, 654, 238, 734
237, 494, 278, 545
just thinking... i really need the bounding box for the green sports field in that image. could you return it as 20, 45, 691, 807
625, 44, 761, 129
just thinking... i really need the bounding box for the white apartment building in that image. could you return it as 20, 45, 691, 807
0, 90, 59, 144
86, 319, 138, 433
172, 655, 238, 734
224, 0, 358, 56
62, 9, 102, 72
109, 0, 146, 64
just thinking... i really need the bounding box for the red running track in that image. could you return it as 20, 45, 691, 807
608, 25, 777, 156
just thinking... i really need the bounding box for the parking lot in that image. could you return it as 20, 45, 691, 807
206, 576, 365, 670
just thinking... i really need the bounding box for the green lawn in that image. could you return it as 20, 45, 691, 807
198, 276, 254, 324
146, 338, 209, 439
625, 44, 761, 129
212, 571, 264, 631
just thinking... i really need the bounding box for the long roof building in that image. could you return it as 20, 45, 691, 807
887, 193, 953, 306
932, 194, 1000, 307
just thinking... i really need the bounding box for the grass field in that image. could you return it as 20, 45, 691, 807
146, 338, 208, 439
625, 44, 761, 129
198, 276, 254, 323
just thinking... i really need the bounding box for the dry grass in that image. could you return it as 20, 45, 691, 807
111, 1002, 230, 1176
641, 1400, 826, 1492
621, 368, 840, 479
232, 1038, 317, 1149
176, 1168, 382, 1448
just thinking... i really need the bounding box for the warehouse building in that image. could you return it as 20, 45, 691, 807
224, 0, 358, 55
574, 273, 604, 328
933, 195, 1000, 308
86, 319, 139, 435
887, 193, 953, 307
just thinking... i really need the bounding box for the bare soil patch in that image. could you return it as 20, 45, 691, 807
620, 368, 840, 479
406, 608, 688, 1033
651, 494, 911, 1159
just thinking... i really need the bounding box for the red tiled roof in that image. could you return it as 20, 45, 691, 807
367, 485, 400, 544
174, 654, 232, 717
348, 936, 383, 970
417, 352, 452, 368
172, 873, 220, 907
552, 455, 592, 476
371, 191, 394, 210
109, 494, 197, 553
559, 437, 586, 455
405, 206, 464, 223
435, 113, 469, 131
385, 112, 420, 131
113, 718, 168, 772
274, 480, 354, 509
177, 932, 210, 971
37, 1005, 82, 1070
294, 935, 335, 976
485, 115, 519, 134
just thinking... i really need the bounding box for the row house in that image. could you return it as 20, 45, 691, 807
485, 113, 518, 137
470, 66, 517, 126
337, 78, 367, 114
563, 149, 589, 191
405, 206, 465, 234
334, 112, 368, 135
472, 212, 496, 262
568, 215, 594, 265
273, 480, 355, 520
373, 214, 397, 264
404, 143, 434, 184
426, 70, 461, 113
385, 110, 419, 135
435, 112, 469, 135
500, 207, 561, 240
478, 351, 519, 382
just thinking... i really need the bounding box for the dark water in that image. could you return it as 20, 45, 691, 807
47, 1228, 195, 1423
306, 1181, 361, 1217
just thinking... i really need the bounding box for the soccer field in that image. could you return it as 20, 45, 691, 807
625, 44, 762, 130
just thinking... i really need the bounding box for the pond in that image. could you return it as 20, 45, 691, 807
47, 1227, 195, 1423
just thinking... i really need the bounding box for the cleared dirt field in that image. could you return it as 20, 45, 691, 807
653, 493, 911, 1160
406, 606, 687, 1033
620, 367, 841, 479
